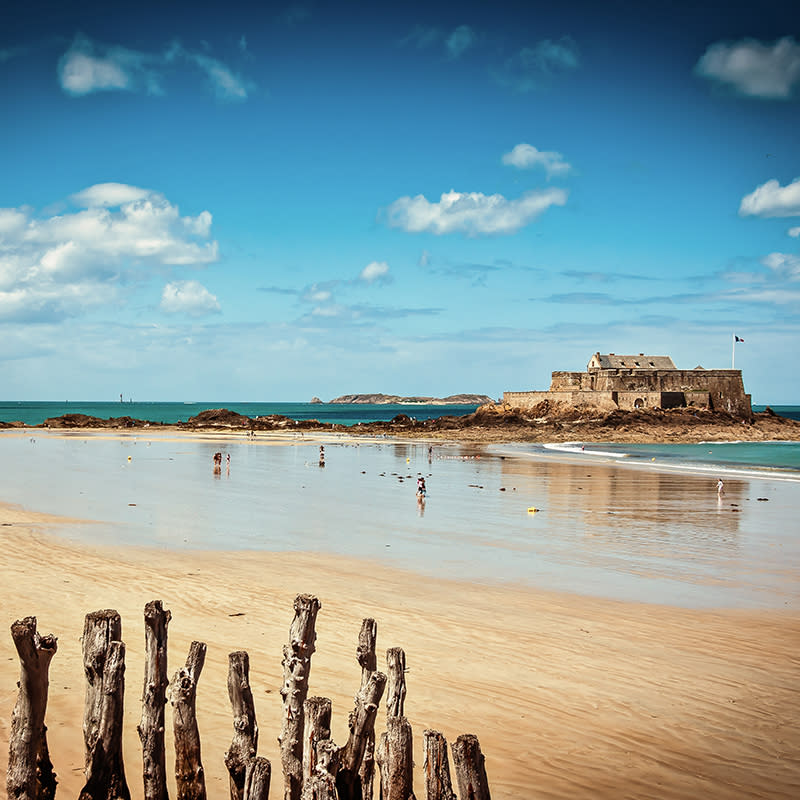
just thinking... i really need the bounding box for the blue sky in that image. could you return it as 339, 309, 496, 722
1, 1, 798, 403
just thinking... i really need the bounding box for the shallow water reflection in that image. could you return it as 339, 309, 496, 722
1, 433, 797, 609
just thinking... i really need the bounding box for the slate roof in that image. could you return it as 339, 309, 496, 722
588, 353, 677, 370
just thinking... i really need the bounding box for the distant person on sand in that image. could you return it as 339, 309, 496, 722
717, 478, 724, 495
213, 452, 222, 475
417, 476, 426, 497
319, 445, 325, 468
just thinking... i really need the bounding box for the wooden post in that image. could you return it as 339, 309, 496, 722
279, 594, 321, 800
79, 609, 130, 800
138, 600, 171, 800
385, 648, 406, 719
242, 757, 271, 800
300, 739, 340, 800
6, 616, 58, 800
224, 651, 259, 800
335, 670, 387, 800
451, 735, 490, 800
170, 641, 207, 800
302, 696, 331, 786
375, 716, 415, 800
357, 619, 377, 800
422, 730, 455, 800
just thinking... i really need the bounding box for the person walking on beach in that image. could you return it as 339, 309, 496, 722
319, 445, 325, 468
717, 478, 724, 496
417, 476, 426, 497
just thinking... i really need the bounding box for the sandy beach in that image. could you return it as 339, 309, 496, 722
1, 432, 799, 799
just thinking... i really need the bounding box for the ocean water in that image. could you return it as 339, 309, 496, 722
0, 400, 481, 427
0, 431, 798, 609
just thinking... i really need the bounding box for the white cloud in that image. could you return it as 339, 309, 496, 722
496, 37, 580, 92
386, 188, 567, 235
71, 183, 151, 207
761, 252, 800, 280
59, 35, 162, 95
446, 26, 476, 60
502, 143, 571, 178
789, 226, 800, 237
739, 178, 800, 217
0, 184, 218, 322
160, 280, 221, 315
695, 36, 800, 99
359, 261, 391, 284
58, 34, 252, 101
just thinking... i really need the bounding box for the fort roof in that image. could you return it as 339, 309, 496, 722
588, 352, 676, 370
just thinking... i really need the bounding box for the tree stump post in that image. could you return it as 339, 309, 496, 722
335, 670, 387, 800
422, 730, 455, 800
300, 739, 340, 800
278, 594, 321, 800
451, 735, 490, 800
385, 648, 406, 719
224, 651, 259, 800
138, 600, 171, 800
170, 641, 207, 800
242, 757, 271, 800
302, 696, 332, 787
376, 716, 415, 800
79, 609, 130, 800
356, 619, 377, 800
6, 616, 58, 800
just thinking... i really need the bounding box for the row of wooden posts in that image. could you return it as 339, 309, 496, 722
7, 595, 491, 799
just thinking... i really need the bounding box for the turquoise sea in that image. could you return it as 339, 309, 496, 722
0, 400, 481, 427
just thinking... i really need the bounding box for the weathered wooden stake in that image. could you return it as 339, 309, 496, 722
451, 734, 490, 800
300, 739, 340, 800
170, 641, 207, 800
422, 730, 455, 800
242, 757, 271, 800
224, 651, 259, 800
356, 619, 377, 800
302, 696, 332, 787
376, 716, 415, 800
335, 670, 387, 800
138, 600, 171, 800
79, 609, 130, 800
6, 617, 58, 800
385, 648, 406, 719
279, 593, 321, 800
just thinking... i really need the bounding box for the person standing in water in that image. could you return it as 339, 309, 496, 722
717, 478, 724, 495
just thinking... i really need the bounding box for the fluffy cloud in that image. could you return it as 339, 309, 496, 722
502, 143, 571, 178
386, 188, 567, 235
58, 34, 252, 101
0, 184, 218, 322
695, 36, 800, 99
359, 261, 391, 284
739, 178, 800, 217
495, 37, 580, 92
789, 226, 800, 237
160, 280, 221, 315
446, 26, 476, 59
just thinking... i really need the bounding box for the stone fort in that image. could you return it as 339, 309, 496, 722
503, 352, 752, 417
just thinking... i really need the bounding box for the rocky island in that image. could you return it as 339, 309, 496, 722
323, 393, 494, 405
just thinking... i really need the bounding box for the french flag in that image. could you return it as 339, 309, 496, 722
735, 335, 744, 342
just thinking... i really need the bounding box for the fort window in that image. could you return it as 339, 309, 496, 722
634, 398, 645, 408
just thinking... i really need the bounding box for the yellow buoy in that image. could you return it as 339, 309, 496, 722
127, 456, 132, 461
527, 507, 538, 513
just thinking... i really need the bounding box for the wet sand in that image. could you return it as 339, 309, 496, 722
1, 432, 799, 798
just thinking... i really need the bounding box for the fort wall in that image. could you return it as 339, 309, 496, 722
504, 369, 751, 417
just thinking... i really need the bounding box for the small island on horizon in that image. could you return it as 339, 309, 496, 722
311, 393, 494, 405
